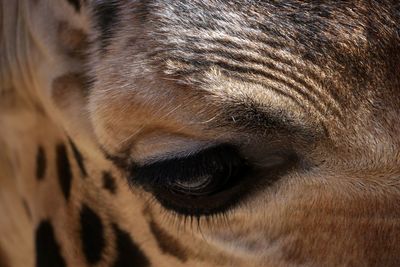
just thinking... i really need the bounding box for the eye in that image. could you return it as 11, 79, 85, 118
133, 145, 247, 196
163, 144, 247, 197
129, 144, 293, 216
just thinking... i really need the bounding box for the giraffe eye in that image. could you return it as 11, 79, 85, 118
130, 144, 295, 216
133, 145, 247, 195
169, 174, 220, 196
163, 146, 245, 196
130, 144, 250, 215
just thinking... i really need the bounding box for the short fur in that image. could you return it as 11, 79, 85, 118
1, 0, 400, 266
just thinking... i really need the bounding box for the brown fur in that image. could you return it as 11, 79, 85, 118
1, 0, 400, 266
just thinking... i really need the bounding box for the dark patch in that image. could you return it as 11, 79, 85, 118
102, 171, 117, 194
36, 145, 46, 180
103, 149, 130, 171
149, 219, 188, 262
56, 143, 73, 201
0, 245, 9, 267
35, 221, 66, 267
22, 199, 32, 220
112, 224, 150, 267
52, 72, 90, 101
58, 22, 88, 59
93, 0, 120, 51
68, 138, 87, 177
80, 204, 105, 264
67, 0, 80, 12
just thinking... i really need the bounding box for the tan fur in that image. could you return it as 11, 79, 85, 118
1, 0, 400, 266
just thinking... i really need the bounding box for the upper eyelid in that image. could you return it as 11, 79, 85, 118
135, 142, 219, 166
131, 144, 245, 183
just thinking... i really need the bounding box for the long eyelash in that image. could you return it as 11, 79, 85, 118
143, 193, 237, 238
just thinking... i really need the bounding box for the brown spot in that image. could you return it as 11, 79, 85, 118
0, 245, 9, 267
102, 171, 117, 194
148, 219, 188, 262
58, 21, 88, 59
52, 72, 89, 104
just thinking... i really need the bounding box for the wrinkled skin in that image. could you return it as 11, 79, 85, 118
1, 1, 400, 266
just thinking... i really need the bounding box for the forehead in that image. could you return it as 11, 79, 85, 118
94, 0, 398, 69
94, 0, 399, 43
105, 0, 396, 79
90, 0, 400, 141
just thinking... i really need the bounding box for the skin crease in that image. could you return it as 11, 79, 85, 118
1, 0, 400, 266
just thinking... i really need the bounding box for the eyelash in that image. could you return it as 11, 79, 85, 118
144, 194, 236, 232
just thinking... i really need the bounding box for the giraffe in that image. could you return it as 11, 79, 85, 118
1, 1, 400, 266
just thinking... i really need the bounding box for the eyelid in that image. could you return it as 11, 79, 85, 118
130, 144, 246, 187
135, 142, 219, 166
